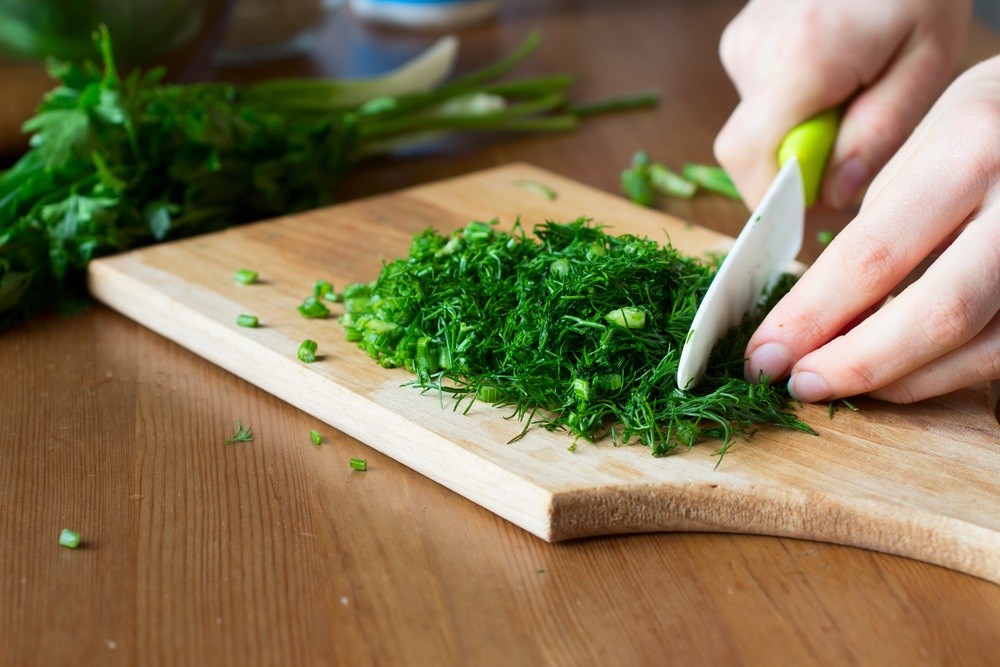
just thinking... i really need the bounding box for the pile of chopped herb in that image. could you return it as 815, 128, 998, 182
340, 218, 812, 456
0, 28, 656, 327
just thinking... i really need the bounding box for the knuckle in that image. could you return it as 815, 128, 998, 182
838, 233, 900, 296
917, 290, 981, 349
833, 357, 883, 395
973, 342, 1000, 383
876, 382, 919, 405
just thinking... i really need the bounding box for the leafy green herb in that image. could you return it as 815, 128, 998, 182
236, 313, 259, 328
0, 28, 657, 328
233, 269, 259, 285
298, 339, 318, 363
349, 457, 368, 471
224, 419, 254, 445
310, 429, 323, 446
298, 296, 330, 319
59, 528, 82, 549
340, 218, 812, 457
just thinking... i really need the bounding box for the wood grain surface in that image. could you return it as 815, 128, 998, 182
88, 163, 1000, 583
3, 2, 1000, 666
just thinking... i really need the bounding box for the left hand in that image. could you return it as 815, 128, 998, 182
744, 56, 1000, 404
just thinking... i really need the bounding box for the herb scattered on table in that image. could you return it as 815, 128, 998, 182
0, 27, 657, 328
314, 279, 337, 302
298, 296, 330, 319
817, 230, 835, 246
349, 457, 368, 471
233, 269, 260, 285
513, 179, 558, 201
621, 151, 741, 206
339, 218, 812, 457
310, 429, 323, 446
59, 528, 82, 549
298, 339, 319, 363
224, 419, 254, 445
236, 313, 259, 328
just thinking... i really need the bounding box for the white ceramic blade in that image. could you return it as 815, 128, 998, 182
676, 157, 805, 389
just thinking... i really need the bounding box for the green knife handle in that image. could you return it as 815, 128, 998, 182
777, 107, 841, 207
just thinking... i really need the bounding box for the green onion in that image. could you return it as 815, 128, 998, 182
513, 179, 557, 201
233, 269, 259, 285
817, 230, 835, 246
298, 296, 330, 319
59, 528, 81, 549
314, 279, 337, 301
649, 164, 697, 199
605, 306, 646, 329
310, 429, 323, 446
224, 419, 254, 445
681, 163, 741, 200
349, 457, 368, 471
298, 339, 319, 363
621, 151, 654, 206
477, 384, 499, 403
236, 314, 259, 328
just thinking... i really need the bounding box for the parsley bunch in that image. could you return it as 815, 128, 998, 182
0, 28, 652, 327
341, 219, 812, 457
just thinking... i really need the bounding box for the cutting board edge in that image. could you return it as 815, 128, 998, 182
87, 257, 561, 542
547, 483, 1000, 584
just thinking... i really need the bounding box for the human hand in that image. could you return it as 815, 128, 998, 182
714, 0, 970, 209
744, 57, 1000, 403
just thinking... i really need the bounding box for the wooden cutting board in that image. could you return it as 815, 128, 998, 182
87, 163, 1000, 583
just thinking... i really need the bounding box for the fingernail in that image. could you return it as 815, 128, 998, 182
788, 372, 832, 403
828, 157, 869, 209
745, 342, 792, 382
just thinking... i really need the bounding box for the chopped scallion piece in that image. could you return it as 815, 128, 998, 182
298, 296, 330, 319
817, 230, 835, 246
349, 457, 367, 471
233, 268, 259, 285
236, 314, 259, 328
477, 384, 499, 403
314, 279, 337, 301
310, 429, 323, 446
621, 151, 654, 206
605, 306, 646, 329
298, 339, 319, 363
681, 163, 741, 200
649, 163, 697, 199
59, 528, 81, 549
513, 179, 557, 201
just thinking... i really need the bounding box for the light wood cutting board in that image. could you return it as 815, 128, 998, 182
87, 163, 1000, 583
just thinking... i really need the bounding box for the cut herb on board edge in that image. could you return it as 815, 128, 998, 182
340, 218, 814, 459
0, 27, 657, 329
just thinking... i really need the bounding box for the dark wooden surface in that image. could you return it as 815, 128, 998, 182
3, 1, 999, 665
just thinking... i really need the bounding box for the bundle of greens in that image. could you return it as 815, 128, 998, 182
0, 28, 654, 327
340, 218, 812, 456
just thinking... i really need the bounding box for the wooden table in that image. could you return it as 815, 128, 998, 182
3, 2, 999, 664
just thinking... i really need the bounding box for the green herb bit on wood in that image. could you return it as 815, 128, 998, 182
236, 314, 259, 328
234, 269, 259, 285
649, 164, 697, 199
59, 528, 82, 549
513, 179, 558, 201
339, 218, 812, 458
298, 296, 330, 319
314, 280, 337, 301
621, 151, 654, 207
298, 339, 319, 363
817, 230, 835, 246
310, 429, 323, 446
224, 419, 254, 445
349, 457, 368, 471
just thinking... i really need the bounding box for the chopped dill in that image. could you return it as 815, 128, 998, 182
340, 218, 813, 457
224, 419, 254, 445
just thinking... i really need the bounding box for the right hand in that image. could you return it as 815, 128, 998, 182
714, 0, 971, 209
